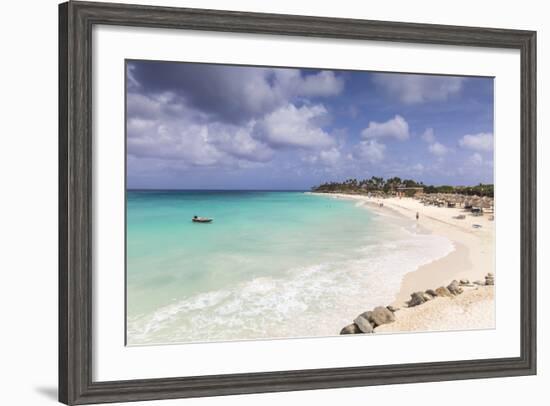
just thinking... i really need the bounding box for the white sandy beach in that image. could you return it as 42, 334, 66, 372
312, 193, 495, 333
376, 285, 494, 333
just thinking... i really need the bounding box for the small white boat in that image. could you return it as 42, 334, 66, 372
192, 216, 213, 223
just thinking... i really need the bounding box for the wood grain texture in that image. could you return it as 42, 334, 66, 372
58, 1, 537, 404
58, 3, 69, 404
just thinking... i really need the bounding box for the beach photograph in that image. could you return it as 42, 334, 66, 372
125, 60, 495, 345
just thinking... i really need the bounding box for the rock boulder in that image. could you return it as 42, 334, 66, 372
408, 291, 426, 307
435, 286, 452, 297
485, 273, 495, 285
369, 306, 395, 326
353, 316, 374, 333
340, 323, 362, 335
425, 289, 438, 298
447, 280, 463, 295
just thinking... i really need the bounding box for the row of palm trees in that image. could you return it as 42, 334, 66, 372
311, 176, 494, 198
312, 176, 423, 194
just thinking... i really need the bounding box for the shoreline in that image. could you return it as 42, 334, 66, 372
311, 192, 495, 331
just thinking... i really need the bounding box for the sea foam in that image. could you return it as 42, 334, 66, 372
127, 213, 454, 345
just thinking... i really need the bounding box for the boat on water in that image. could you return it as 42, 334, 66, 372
192, 216, 213, 223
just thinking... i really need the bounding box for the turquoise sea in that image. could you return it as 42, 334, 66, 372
126, 190, 453, 345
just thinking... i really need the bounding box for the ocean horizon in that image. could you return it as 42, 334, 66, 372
127, 188, 311, 191
126, 190, 454, 345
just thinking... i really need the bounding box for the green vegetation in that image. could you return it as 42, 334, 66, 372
311, 176, 494, 197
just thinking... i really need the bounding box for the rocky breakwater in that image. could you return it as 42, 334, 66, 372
340, 306, 397, 334
340, 273, 495, 335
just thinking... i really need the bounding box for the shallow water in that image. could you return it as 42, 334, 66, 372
126, 191, 453, 345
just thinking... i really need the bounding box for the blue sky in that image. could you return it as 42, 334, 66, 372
126, 60, 494, 190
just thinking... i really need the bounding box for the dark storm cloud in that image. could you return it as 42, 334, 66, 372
128, 61, 344, 124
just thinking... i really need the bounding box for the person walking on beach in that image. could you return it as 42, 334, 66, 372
416, 211, 419, 221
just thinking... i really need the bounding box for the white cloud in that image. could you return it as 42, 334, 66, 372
429, 142, 449, 157
253, 104, 334, 149
421, 128, 436, 143
127, 93, 164, 120
127, 115, 273, 167
304, 147, 343, 167
127, 122, 225, 166
126, 91, 206, 122
127, 117, 157, 135
318, 148, 342, 166
372, 74, 465, 104
126, 89, 338, 169
127, 98, 339, 168
410, 163, 425, 173
361, 115, 410, 141
355, 140, 386, 163
126, 64, 141, 91
211, 124, 274, 162
420, 127, 450, 158
469, 152, 484, 165
274, 69, 344, 98
459, 132, 494, 151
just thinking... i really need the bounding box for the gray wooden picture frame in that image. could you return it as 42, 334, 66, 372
59, 1, 537, 404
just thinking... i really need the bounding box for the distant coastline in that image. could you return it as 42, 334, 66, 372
127, 188, 310, 192
310, 176, 494, 198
